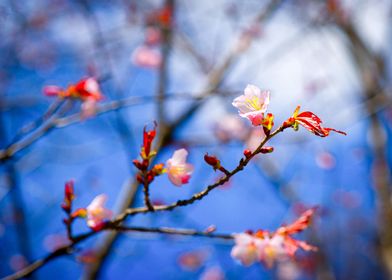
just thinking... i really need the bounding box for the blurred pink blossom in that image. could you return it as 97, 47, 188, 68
145, 27, 161, 45
199, 266, 225, 280
43, 85, 63, 97
231, 233, 265, 266
131, 45, 162, 68
81, 98, 98, 119
246, 127, 266, 152
214, 114, 248, 142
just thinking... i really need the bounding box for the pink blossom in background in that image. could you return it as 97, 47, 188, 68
86, 194, 112, 230
214, 114, 248, 142
199, 266, 225, 280
145, 26, 161, 45
316, 151, 336, 170
131, 45, 162, 68
178, 250, 207, 271
43, 85, 64, 97
43, 234, 70, 252
246, 127, 266, 152
81, 98, 98, 119
166, 148, 194, 186
9, 254, 28, 272
232, 84, 270, 126
276, 260, 301, 280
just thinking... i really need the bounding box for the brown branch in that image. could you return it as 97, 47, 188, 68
2, 230, 97, 280
9, 99, 64, 144
114, 225, 233, 240
112, 126, 285, 223
0, 100, 73, 162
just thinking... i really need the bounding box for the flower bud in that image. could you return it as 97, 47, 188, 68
136, 174, 143, 183
243, 149, 252, 158
152, 163, 166, 176
204, 154, 221, 170
64, 180, 75, 202
132, 159, 144, 170
61, 202, 71, 213
71, 208, 87, 219
260, 146, 274, 154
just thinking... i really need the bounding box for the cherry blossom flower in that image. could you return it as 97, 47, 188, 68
44, 77, 103, 101
43, 77, 104, 118
166, 148, 194, 186
231, 233, 265, 266
231, 209, 317, 267
131, 45, 162, 68
71, 77, 103, 102
232, 84, 270, 126
86, 194, 112, 231
259, 234, 287, 268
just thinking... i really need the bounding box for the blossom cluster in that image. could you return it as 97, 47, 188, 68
132, 124, 194, 188
231, 208, 317, 267
233, 84, 346, 137
61, 180, 112, 232
43, 77, 104, 118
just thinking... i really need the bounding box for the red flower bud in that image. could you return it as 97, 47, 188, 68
146, 172, 154, 184
90, 221, 106, 232
132, 159, 146, 170
205, 225, 217, 233
62, 180, 75, 213
64, 180, 75, 202
136, 174, 143, 183
260, 146, 274, 154
71, 208, 87, 219
282, 117, 295, 129
243, 149, 252, 158
204, 154, 221, 170
152, 163, 165, 176
61, 203, 71, 213
262, 113, 274, 132
142, 122, 157, 159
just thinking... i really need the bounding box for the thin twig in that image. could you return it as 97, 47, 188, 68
114, 225, 233, 240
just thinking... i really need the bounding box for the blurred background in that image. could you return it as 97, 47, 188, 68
0, 0, 391, 279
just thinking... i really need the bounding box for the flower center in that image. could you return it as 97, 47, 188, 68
245, 97, 262, 110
